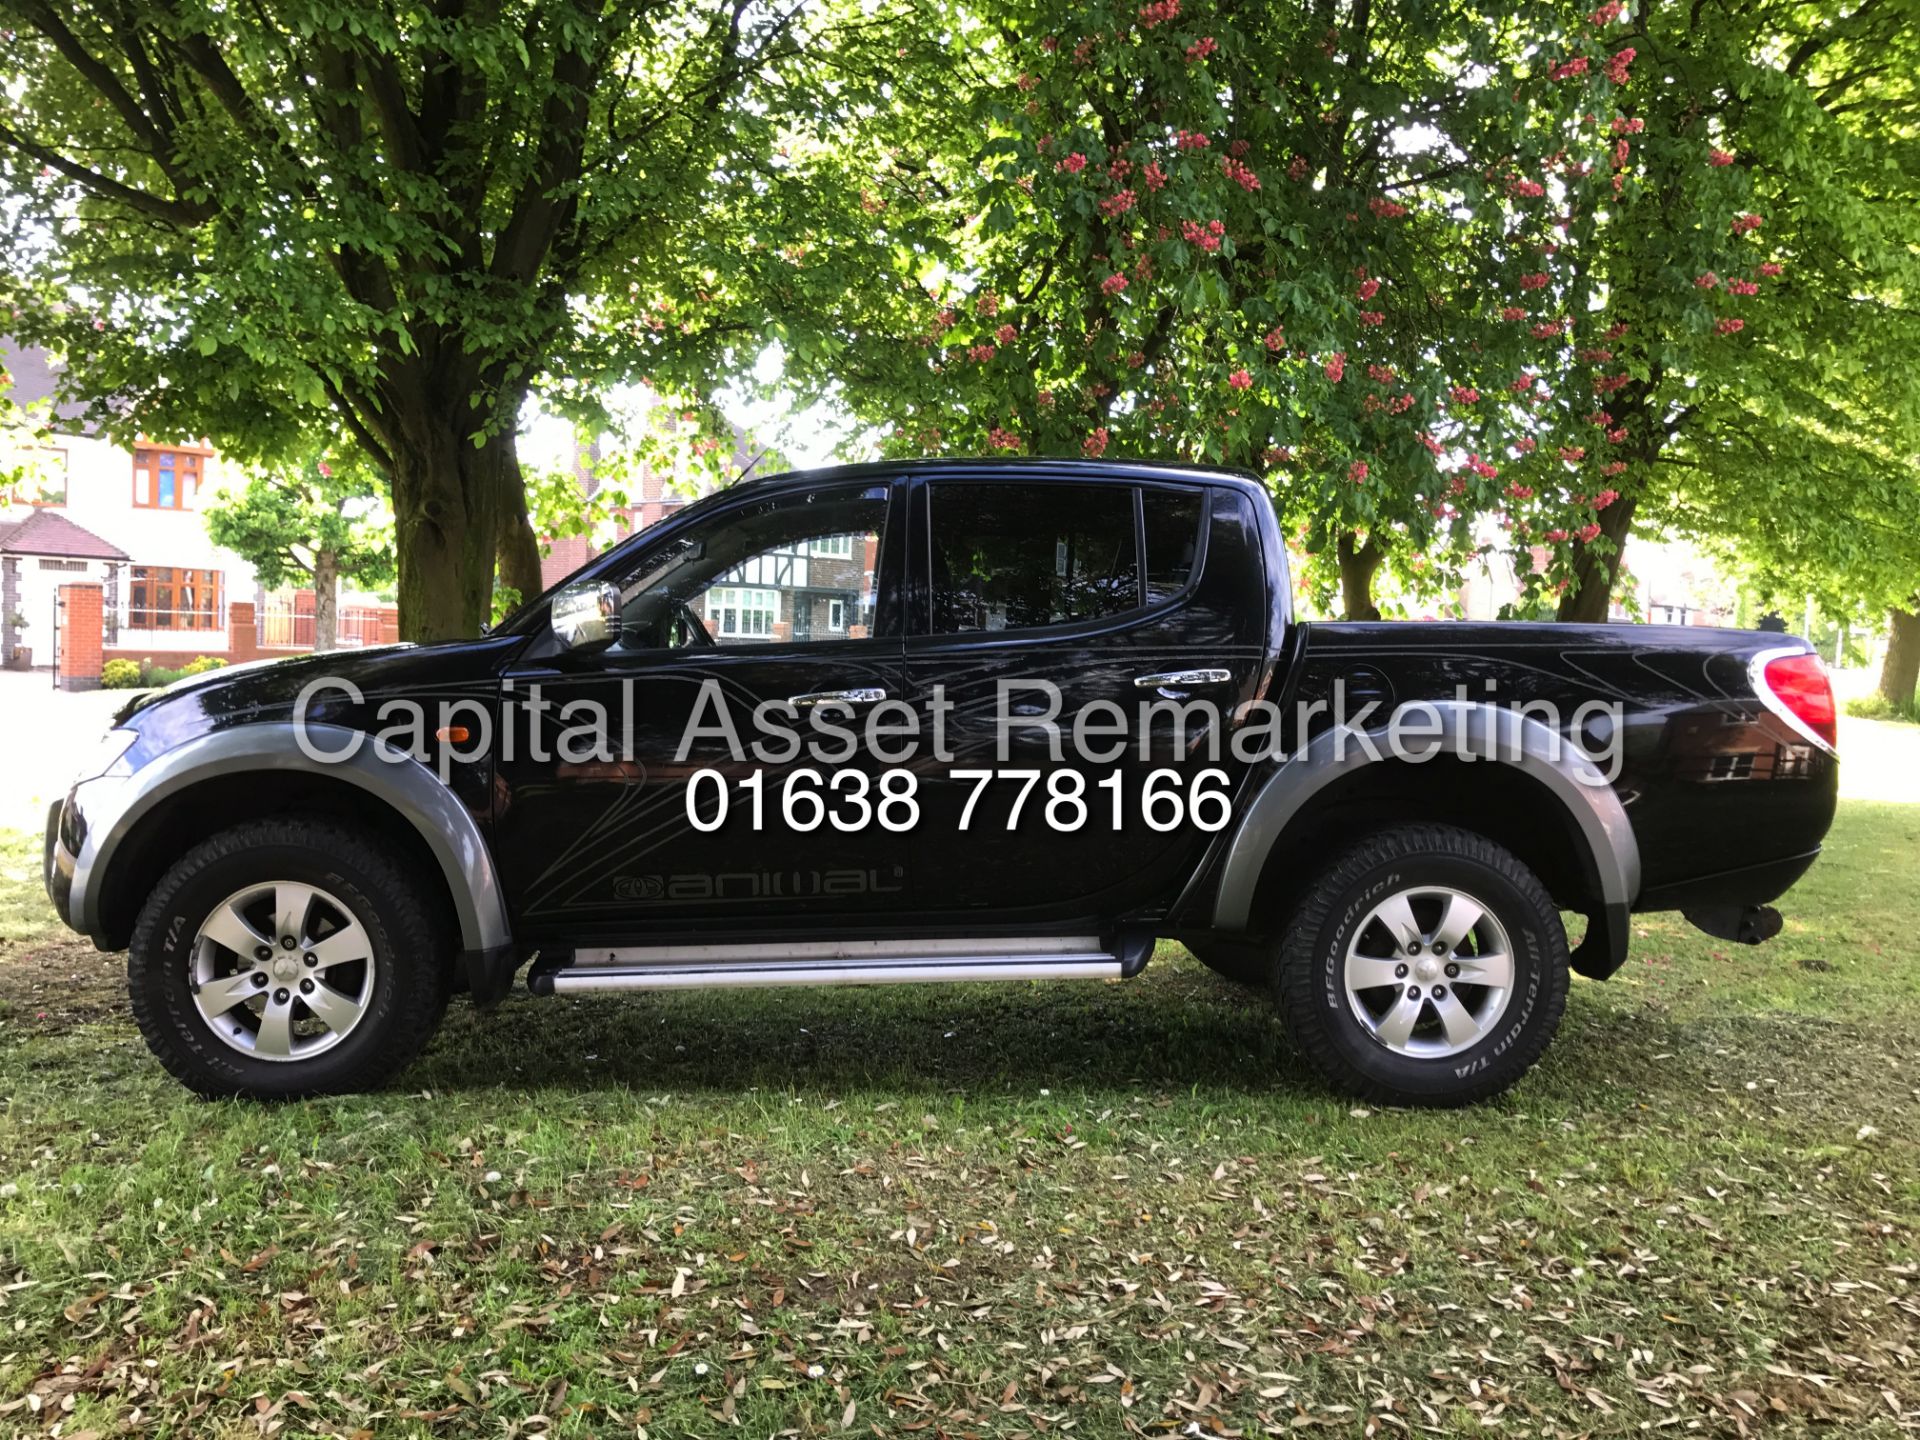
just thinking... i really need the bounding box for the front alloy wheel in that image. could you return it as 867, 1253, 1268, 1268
190, 882, 378, 1061
129, 818, 450, 1098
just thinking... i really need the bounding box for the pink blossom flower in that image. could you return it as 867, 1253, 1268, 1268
1227, 368, 1252, 390
1058, 152, 1088, 174
1709, 148, 1735, 166
1510, 179, 1545, 198
1546, 528, 1570, 542
1100, 272, 1128, 295
1560, 446, 1586, 463
967, 343, 997, 362
1732, 213, 1763, 235
1099, 189, 1137, 218
1175, 129, 1210, 151
1594, 488, 1620, 508
1604, 48, 1635, 84
1367, 196, 1408, 219
1137, 0, 1180, 28
1726, 278, 1759, 297
976, 291, 999, 316
1589, 1, 1623, 23
1450, 386, 1481, 405
1515, 438, 1539, 454
995, 323, 1017, 344
1716, 316, 1745, 334
1501, 306, 1528, 321
1141, 161, 1168, 191
1184, 36, 1217, 62
1509, 482, 1536, 499
1324, 352, 1346, 383
1519, 272, 1550, 291
1288, 155, 1311, 182
1758, 262, 1784, 277
1356, 277, 1381, 301
1082, 427, 1110, 457
1611, 116, 1644, 134
1348, 460, 1369, 483
1549, 56, 1590, 81
1264, 325, 1287, 351
1696, 271, 1719, 288
1180, 218, 1225, 252
1221, 157, 1261, 191
987, 426, 1022, 450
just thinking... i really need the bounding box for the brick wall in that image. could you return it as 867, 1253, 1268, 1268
56, 582, 104, 691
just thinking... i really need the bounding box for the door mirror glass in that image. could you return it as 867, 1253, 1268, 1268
550, 580, 623, 652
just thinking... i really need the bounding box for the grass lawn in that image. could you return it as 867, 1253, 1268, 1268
1, 804, 1915, 1437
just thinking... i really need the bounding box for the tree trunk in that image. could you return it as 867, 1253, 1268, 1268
389, 419, 520, 642
497, 472, 545, 615
1335, 531, 1384, 620
1557, 488, 1639, 623
1879, 605, 1920, 710
312, 549, 340, 653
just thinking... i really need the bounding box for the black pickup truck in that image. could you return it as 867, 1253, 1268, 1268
44, 460, 1838, 1105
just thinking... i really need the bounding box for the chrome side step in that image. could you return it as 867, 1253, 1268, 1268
529, 934, 1151, 994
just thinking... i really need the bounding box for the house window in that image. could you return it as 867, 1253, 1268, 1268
38, 559, 88, 572
827, 598, 846, 631
705, 586, 778, 639
133, 447, 206, 509
128, 566, 223, 630
8, 447, 67, 506
810, 534, 854, 558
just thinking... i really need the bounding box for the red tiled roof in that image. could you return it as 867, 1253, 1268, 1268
0, 509, 130, 561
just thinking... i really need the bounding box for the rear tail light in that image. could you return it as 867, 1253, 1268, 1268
1753, 648, 1837, 753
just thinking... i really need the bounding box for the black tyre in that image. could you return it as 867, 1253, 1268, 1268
1276, 824, 1568, 1107
1185, 938, 1273, 988
128, 819, 451, 1099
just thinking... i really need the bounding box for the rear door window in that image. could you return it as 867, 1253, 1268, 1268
928, 483, 1139, 634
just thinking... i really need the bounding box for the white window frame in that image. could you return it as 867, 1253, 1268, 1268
811, 534, 855, 558
707, 585, 779, 639
827, 598, 846, 632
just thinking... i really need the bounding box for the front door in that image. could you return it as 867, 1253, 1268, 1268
495, 479, 912, 943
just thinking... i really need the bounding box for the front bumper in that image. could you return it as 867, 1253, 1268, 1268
44, 797, 72, 925
43, 774, 130, 948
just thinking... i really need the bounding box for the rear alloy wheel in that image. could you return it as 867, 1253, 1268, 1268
129, 819, 450, 1099
1277, 824, 1569, 1106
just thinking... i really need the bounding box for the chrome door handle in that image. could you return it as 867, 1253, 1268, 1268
1133, 669, 1233, 689
788, 687, 888, 708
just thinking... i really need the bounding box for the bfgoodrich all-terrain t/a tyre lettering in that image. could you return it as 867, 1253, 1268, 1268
1277, 824, 1570, 1107
128, 818, 451, 1099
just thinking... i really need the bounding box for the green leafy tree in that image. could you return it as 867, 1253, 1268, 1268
759, 0, 1636, 617
1534, 0, 1920, 625
0, 0, 899, 639
206, 453, 394, 652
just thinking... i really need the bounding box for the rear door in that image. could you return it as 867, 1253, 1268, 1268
903, 474, 1270, 922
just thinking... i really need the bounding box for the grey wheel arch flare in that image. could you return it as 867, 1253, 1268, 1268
68, 723, 513, 991
1210, 701, 1640, 978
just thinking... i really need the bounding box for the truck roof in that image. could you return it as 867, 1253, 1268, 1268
738, 456, 1267, 493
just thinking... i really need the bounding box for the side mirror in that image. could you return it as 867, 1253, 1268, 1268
551, 580, 622, 653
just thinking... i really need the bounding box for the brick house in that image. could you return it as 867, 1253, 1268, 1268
2, 341, 396, 671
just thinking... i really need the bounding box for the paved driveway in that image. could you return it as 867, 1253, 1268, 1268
0, 671, 126, 832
